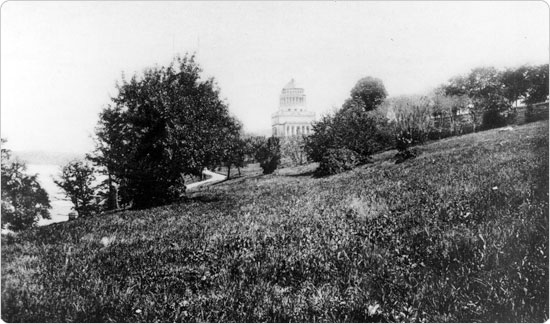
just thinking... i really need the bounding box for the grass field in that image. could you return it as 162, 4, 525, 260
2, 121, 548, 322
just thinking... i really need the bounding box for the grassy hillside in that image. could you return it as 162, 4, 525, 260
2, 121, 548, 322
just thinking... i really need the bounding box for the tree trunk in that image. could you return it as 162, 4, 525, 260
238, 167, 241, 176
107, 172, 119, 210
227, 165, 231, 179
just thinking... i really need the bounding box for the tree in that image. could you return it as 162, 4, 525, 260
304, 114, 335, 163
220, 132, 246, 178
305, 76, 392, 172
1, 139, 51, 231
333, 105, 394, 160
524, 64, 549, 105
501, 66, 530, 107
444, 67, 509, 130
254, 137, 281, 174
54, 160, 99, 218
305, 105, 394, 168
92, 54, 242, 209
281, 135, 308, 166
346, 76, 388, 112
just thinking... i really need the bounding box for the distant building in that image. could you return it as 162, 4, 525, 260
271, 79, 315, 137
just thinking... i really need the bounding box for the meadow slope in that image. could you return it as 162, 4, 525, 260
2, 121, 548, 322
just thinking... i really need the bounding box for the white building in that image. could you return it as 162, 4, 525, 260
271, 79, 316, 137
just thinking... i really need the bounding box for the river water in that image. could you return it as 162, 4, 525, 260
26, 164, 74, 226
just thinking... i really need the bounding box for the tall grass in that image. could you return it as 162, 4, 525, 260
2, 121, 548, 322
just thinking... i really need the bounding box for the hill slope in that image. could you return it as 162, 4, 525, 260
2, 121, 548, 322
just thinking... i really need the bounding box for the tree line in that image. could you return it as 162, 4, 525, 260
304, 63, 548, 174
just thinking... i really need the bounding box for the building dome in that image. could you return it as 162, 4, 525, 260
279, 78, 306, 110
271, 78, 315, 137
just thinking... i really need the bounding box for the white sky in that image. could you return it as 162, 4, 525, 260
1, 1, 548, 153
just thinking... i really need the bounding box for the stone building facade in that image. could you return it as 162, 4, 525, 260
271, 79, 316, 137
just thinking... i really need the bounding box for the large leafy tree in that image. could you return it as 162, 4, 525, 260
92, 55, 242, 209
1, 140, 51, 231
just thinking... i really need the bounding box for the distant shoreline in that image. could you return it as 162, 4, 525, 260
11, 150, 86, 166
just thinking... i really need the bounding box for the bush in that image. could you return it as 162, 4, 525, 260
393, 95, 434, 146
481, 109, 507, 130
254, 137, 281, 174
280, 136, 308, 167
305, 77, 393, 176
391, 96, 433, 162
316, 148, 361, 176
305, 107, 394, 171
525, 103, 550, 123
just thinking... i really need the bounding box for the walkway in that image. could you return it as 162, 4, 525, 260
186, 168, 227, 190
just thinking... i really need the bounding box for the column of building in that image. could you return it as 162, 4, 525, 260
282, 124, 313, 136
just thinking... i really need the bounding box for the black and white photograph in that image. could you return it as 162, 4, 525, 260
1, 1, 548, 322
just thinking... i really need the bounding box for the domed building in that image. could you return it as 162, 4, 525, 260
271, 79, 316, 137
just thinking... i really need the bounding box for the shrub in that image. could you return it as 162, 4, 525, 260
481, 107, 508, 129
525, 103, 550, 123
316, 148, 361, 176
280, 136, 308, 167
254, 137, 281, 174
393, 95, 434, 146
305, 77, 393, 176
391, 96, 433, 162
305, 107, 394, 171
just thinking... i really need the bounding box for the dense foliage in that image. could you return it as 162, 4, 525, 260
316, 147, 360, 176
91, 55, 242, 209
54, 160, 100, 218
254, 137, 281, 174
2, 121, 547, 322
305, 76, 393, 175
443, 64, 549, 130
344, 76, 388, 112
305, 105, 394, 175
1, 140, 51, 232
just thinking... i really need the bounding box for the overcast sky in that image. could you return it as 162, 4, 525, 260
1, 1, 548, 153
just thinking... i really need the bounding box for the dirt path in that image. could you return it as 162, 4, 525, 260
186, 168, 227, 190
